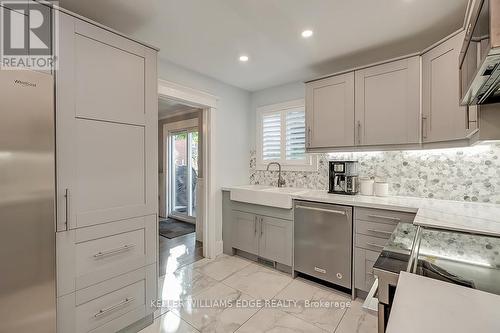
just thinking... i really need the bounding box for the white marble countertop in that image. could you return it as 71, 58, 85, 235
222, 186, 500, 236
386, 272, 500, 333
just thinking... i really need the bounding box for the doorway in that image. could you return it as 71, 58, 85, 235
158, 99, 204, 276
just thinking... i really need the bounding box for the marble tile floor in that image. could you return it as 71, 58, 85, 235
142, 254, 377, 333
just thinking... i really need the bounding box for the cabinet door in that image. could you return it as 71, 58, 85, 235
355, 57, 420, 146
422, 32, 472, 143
232, 211, 259, 255
354, 248, 379, 292
306, 72, 355, 148
259, 216, 292, 266
56, 13, 158, 229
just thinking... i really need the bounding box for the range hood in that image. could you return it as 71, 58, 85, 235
460, 0, 500, 105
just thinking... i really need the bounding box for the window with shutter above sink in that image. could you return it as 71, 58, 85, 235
256, 99, 317, 171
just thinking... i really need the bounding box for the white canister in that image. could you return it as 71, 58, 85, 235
359, 179, 375, 196
374, 182, 389, 197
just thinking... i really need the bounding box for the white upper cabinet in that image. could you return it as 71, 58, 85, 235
306, 72, 355, 149
355, 56, 421, 146
422, 31, 477, 143
56, 12, 158, 230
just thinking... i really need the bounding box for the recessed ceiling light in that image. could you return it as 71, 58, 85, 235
301, 29, 313, 38
239, 55, 249, 62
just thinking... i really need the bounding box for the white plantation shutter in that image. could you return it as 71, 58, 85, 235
285, 108, 306, 161
257, 100, 315, 170
262, 112, 281, 160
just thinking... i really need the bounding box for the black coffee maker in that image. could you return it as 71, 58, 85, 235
328, 161, 359, 195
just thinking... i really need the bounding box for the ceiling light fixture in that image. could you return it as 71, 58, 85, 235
239, 55, 249, 62
301, 29, 313, 38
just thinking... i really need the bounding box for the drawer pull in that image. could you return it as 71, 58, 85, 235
366, 229, 393, 236
93, 244, 135, 259
367, 214, 401, 222
366, 242, 385, 249
94, 297, 135, 318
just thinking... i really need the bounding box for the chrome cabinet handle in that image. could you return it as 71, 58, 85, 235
64, 188, 70, 231
260, 217, 264, 237
366, 242, 385, 249
307, 126, 311, 148
296, 205, 346, 215
357, 121, 362, 145
94, 297, 135, 318
366, 229, 393, 236
367, 214, 401, 222
254, 216, 257, 235
466, 105, 470, 130
422, 116, 428, 139
93, 244, 135, 259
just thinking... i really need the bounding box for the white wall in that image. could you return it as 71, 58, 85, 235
249, 81, 305, 150
158, 58, 251, 250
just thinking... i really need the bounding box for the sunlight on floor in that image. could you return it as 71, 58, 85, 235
165, 244, 188, 275
161, 244, 189, 304
161, 312, 182, 333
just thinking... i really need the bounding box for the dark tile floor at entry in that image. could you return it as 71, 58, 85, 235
159, 217, 196, 239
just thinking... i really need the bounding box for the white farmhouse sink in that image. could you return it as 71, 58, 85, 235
229, 185, 308, 209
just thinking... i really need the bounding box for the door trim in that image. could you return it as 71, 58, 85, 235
158, 79, 218, 259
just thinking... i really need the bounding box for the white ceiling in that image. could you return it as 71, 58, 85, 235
60, 0, 468, 92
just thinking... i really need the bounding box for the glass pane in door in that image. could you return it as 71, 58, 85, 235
189, 131, 199, 217
172, 131, 188, 215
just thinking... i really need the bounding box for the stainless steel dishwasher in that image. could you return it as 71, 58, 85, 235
294, 201, 353, 290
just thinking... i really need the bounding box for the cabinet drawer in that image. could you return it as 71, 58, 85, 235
76, 279, 144, 332
355, 220, 397, 239
355, 207, 415, 225
57, 265, 156, 333
76, 228, 145, 284
355, 234, 388, 252
57, 215, 156, 296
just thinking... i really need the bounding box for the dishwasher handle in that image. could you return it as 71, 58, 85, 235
295, 204, 346, 215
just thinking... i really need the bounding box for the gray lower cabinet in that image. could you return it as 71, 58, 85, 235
232, 211, 259, 255
231, 209, 292, 267
354, 248, 379, 292
354, 207, 416, 293
259, 216, 293, 266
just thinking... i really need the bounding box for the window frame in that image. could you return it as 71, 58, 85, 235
256, 99, 317, 171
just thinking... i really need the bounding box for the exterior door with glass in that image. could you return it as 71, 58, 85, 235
168, 127, 199, 222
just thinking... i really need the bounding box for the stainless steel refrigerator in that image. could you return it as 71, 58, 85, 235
0, 69, 56, 332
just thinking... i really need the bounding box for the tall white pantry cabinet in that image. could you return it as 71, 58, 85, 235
55, 10, 158, 333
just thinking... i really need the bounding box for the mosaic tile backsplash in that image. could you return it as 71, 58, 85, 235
249, 143, 500, 204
